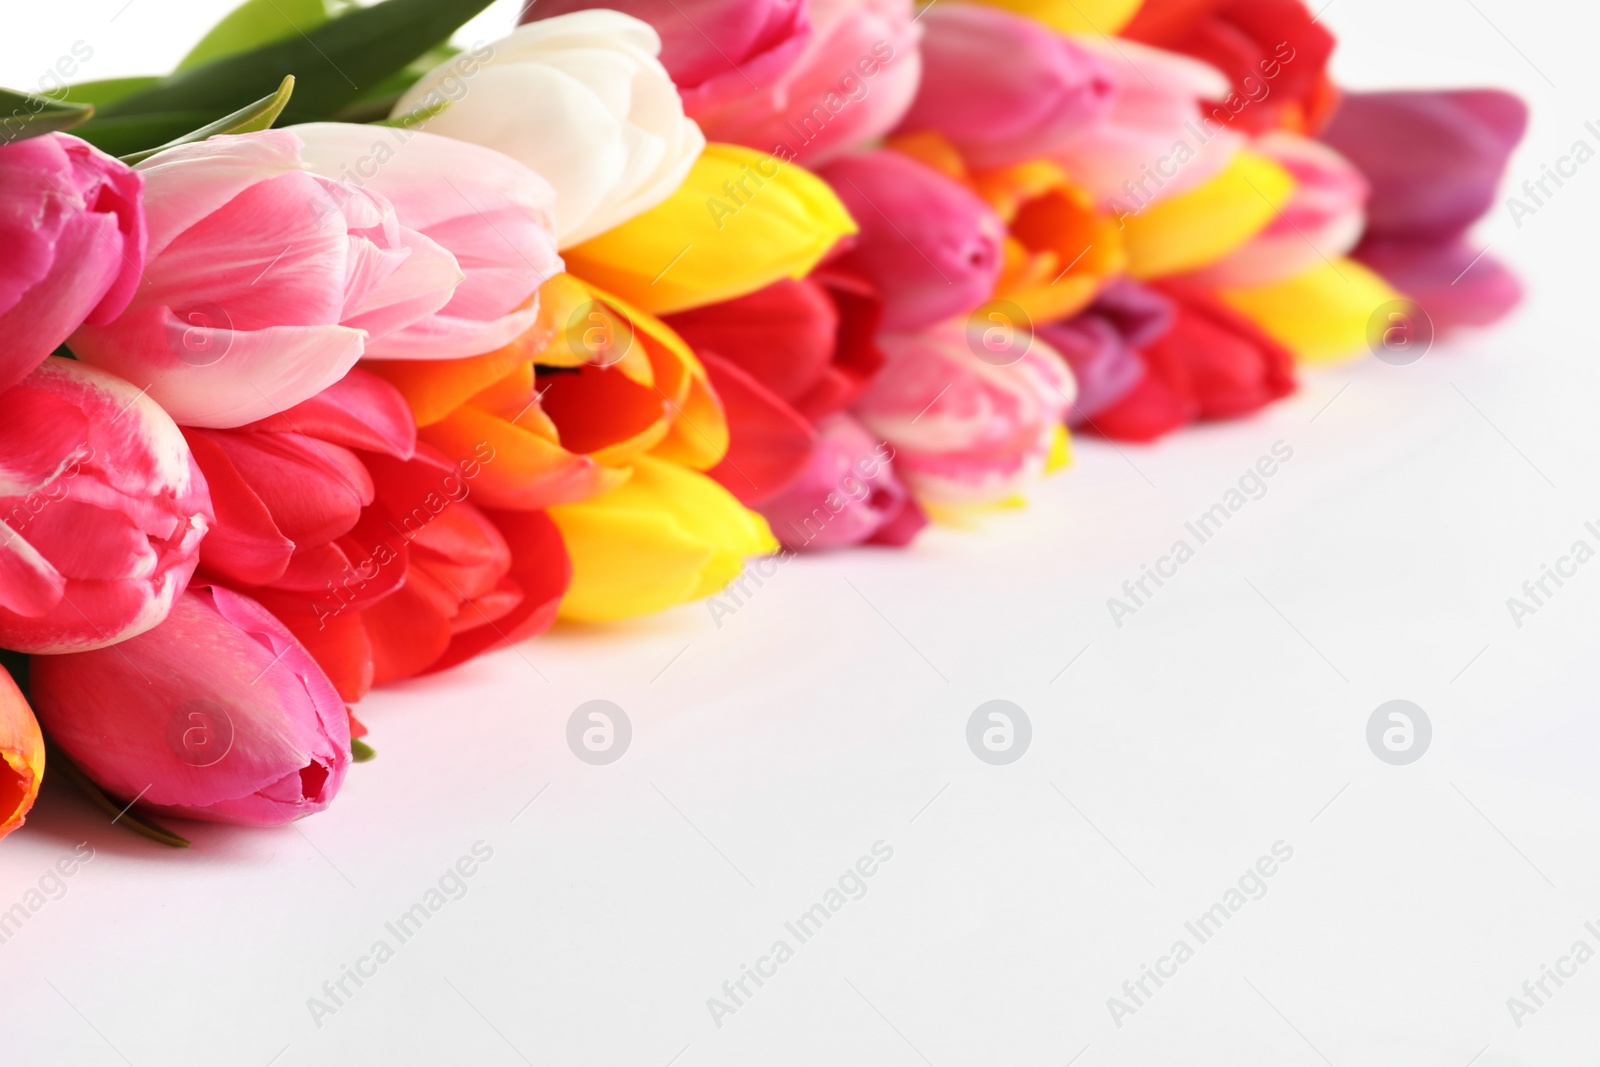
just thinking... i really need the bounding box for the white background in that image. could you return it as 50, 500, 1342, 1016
3, 1, 1598, 1064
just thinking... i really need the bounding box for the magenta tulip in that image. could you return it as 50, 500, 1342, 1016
821, 151, 1004, 332
524, 0, 813, 125
70, 130, 464, 429
31, 585, 351, 826
292, 123, 564, 360
760, 414, 924, 551
1320, 89, 1528, 331
691, 0, 923, 167
895, 4, 1115, 170
0, 133, 145, 393
0, 357, 211, 654
1038, 280, 1175, 425
855, 322, 1077, 508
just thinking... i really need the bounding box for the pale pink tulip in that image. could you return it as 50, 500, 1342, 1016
30, 585, 351, 826
760, 414, 923, 550
695, 0, 923, 167
0, 357, 211, 654
0, 133, 145, 393
70, 130, 463, 428
291, 123, 564, 360
855, 322, 1076, 507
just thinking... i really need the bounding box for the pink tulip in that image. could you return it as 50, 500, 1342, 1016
895, 4, 1115, 171
693, 0, 923, 167
0, 357, 211, 654
820, 151, 1005, 332
291, 123, 564, 360
69, 130, 463, 429
0, 133, 145, 393
30, 585, 350, 826
1320, 90, 1528, 332
760, 414, 924, 550
1192, 132, 1369, 289
523, 0, 813, 124
1055, 38, 1241, 210
855, 322, 1077, 508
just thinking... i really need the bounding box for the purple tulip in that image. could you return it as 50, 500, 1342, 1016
895, 3, 1115, 170
1321, 89, 1528, 332
820, 150, 1004, 332
1038, 281, 1175, 425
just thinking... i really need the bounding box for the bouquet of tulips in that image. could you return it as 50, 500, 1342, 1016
0, 0, 1526, 844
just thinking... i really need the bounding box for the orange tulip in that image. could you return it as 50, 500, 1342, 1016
1, 665, 45, 840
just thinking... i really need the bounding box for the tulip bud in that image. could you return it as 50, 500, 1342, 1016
820, 151, 1004, 332
896, 4, 1115, 171
0, 665, 45, 840
70, 130, 464, 429
0, 133, 145, 394
1038, 280, 1175, 425
30, 586, 350, 827
397, 12, 707, 248
760, 415, 922, 551
0, 358, 211, 654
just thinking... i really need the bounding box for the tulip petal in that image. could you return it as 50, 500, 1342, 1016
1219, 258, 1402, 364
1121, 149, 1295, 279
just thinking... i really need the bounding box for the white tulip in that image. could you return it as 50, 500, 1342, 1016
396, 10, 706, 248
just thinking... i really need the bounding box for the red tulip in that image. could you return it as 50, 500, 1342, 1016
30, 585, 350, 827
1092, 281, 1296, 442
0, 358, 212, 654
0, 133, 145, 394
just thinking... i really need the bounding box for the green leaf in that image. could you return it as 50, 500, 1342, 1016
57, 76, 163, 109
0, 87, 93, 145
177, 0, 331, 73
98, 0, 495, 127
117, 75, 296, 165
44, 740, 191, 849
351, 738, 377, 763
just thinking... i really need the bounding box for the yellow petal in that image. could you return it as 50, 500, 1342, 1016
1219, 259, 1405, 365
562, 143, 858, 316
1046, 424, 1073, 474
962, 0, 1144, 34
550, 456, 779, 623
1122, 150, 1295, 280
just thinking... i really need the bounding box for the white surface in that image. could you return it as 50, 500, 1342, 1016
4, 1, 1598, 1065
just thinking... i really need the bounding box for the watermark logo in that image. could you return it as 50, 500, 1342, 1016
1366, 299, 1434, 366
166, 699, 234, 768
564, 299, 634, 369
967, 300, 1034, 368
567, 700, 632, 765
168, 302, 234, 367
1366, 700, 1431, 766
967, 700, 1031, 765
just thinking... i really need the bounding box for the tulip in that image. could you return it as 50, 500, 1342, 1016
688, 0, 923, 168
1193, 132, 1369, 289
894, 4, 1116, 171
290, 123, 565, 361
1038, 280, 1176, 425
0, 665, 45, 840
396, 12, 706, 249
1054, 38, 1242, 210
854, 321, 1077, 508
1092, 281, 1296, 442
69, 130, 464, 429
1124, 0, 1339, 135
696, 352, 817, 506
665, 274, 885, 423
1219, 258, 1404, 364
549, 456, 778, 623
563, 143, 858, 316
820, 150, 1004, 332
760, 415, 925, 551
0, 133, 145, 394
0, 358, 211, 654
29, 585, 350, 826
523, 0, 813, 129
964, 0, 1143, 35
1119, 149, 1295, 279
1320, 90, 1528, 333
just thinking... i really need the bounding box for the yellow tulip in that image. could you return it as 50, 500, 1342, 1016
962, 0, 1144, 35
1220, 259, 1406, 365
1121, 151, 1295, 280
550, 456, 779, 623
562, 143, 858, 316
